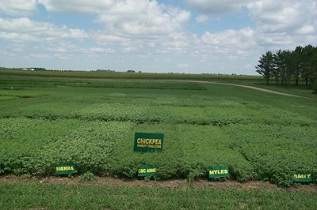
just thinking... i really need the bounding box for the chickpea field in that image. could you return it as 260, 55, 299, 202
1, 71, 317, 186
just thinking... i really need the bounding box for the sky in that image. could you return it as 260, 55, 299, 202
0, 0, 316, 75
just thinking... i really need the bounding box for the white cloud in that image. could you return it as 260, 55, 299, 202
187, 0, 251, 14
39, 0, 190, 37
2, 0, 191, 39
0, 17, 88, 42
98, 3, 190, 36
38, 0, 115, 13
187, 0, 317, 34
188, 0, 317, 50
201, 28, 256, 54
37, 0, 192, 55
246, 0, 317, 48
93, 34, 129, 44
0, 0, 37, 16
247, 0, 316, 33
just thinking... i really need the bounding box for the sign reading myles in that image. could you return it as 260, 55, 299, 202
208, 166, 229, 181
134, 132, 164, 152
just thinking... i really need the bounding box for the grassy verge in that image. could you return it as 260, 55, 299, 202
0, 179, 316, 210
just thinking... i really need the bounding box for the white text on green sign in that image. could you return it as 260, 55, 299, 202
293, 174, 313, 183
208, 166, 229, 181
55, 164, 77, 176
209, 169, 229, 175
134, 132, 164, 152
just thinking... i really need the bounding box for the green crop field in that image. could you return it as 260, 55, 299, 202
1, 70, 316, 187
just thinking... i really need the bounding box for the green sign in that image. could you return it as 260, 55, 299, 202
134, 132, 164, 152
208, 166, 229, 181
55, 164, 77, 176
292, 174, 313, 184
138, 163, 157, 179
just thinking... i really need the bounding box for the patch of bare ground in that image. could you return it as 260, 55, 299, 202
188, 80, 308, 98
1, 176, 316, 192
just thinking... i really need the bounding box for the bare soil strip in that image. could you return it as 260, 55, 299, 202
1, 176, 316, 192
228, 84, 305, 98
189, 80, 307, 98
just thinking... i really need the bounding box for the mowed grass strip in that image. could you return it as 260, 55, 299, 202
0, 181, 316, 210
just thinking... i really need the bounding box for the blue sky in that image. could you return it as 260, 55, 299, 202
0, 0, 316, 74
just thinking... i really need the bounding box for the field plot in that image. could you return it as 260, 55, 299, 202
0, 74, 317, 186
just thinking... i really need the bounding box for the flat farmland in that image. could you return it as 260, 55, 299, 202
1, 72, 317, 187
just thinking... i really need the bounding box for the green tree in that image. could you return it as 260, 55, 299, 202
256, 45, 317, 92
311, 47, 317, 92
283, 50, 294, 86
272, 51, 283, 85
293, 46, 304, 86
256, 51, 274, 85
302, 45, 314, 87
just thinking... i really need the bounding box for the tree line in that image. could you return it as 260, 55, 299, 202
256, 45, 317, 92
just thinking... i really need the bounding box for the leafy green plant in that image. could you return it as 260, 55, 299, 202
80, 171, 96, 182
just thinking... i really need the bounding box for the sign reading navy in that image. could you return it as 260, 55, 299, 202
134, 132, 164, 152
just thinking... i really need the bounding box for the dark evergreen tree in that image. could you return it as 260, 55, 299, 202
256, 51, 274, 85
256, 45, 317, 92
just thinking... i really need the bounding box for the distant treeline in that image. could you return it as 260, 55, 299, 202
256, 45, 317, 92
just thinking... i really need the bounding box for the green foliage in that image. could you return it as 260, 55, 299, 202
256, 51, 274, 84
0, 75, 316, 186
313, 81, 317, 94
80, 171, 96, 182
256, 45, 317, 89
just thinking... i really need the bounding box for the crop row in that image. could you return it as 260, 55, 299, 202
0, 98, 315, 127
1, 118, 316, 186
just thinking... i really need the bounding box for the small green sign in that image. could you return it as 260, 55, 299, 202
292, 174, 313, 184
208, 166, 229, 181
134, 132, 164, 152
55, 164, 77, 176
138, 163, 157, 179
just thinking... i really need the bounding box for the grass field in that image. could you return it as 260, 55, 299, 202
0, 72, 317, 209
0, 179, 316, 210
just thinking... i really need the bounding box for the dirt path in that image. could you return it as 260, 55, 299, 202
189, 80, 306, 98
228, 83, 304, 98
1, 176, 316, 192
